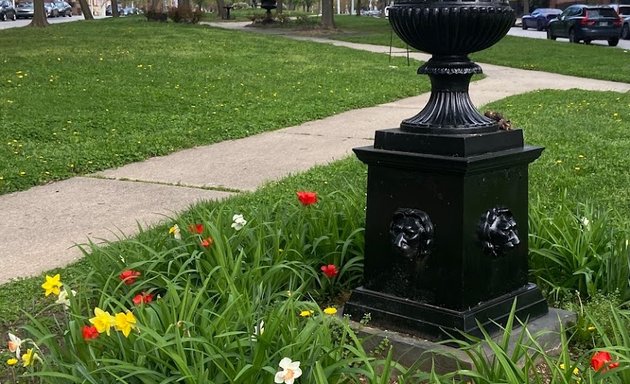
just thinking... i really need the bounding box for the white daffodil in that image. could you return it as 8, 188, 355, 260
580, 216, 591, 231
251, 320, 264, 341
274, 357, 302, 384
231, 214, 247, 231
55, 289, 76, 309
169, 224, 181, 239
7, 333, 23, 358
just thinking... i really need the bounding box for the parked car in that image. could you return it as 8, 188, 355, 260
361, 9, 381, 17
547, 4, 622, 46
521, 8, 561, 31
609, 4, 630, 39
0, 0, 17, 21
54, 1, 72, 16
105, 4, 123, 15
608, 4, 630, 17
15, 2, 34, 18
121, 6, 138, 15
44, 1, 59, 16
622, 16, 630, 39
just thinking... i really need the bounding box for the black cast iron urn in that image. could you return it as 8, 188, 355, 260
389, 0, 515, 133
343, 0, 548, 340
260, 0, 277, 23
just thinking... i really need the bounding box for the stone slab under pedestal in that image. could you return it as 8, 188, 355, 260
353, 308, 575, 375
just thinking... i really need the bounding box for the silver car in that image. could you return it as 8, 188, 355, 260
15, 2, 34, 18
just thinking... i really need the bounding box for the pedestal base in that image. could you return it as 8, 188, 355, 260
344, 283, 548, 340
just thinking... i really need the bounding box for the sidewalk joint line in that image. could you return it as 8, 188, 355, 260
85, 174, 242, 194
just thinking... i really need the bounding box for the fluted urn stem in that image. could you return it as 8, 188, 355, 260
401, 56, 497, 134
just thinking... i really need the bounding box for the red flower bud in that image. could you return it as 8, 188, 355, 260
82, 325, 99, 341
200, 237, 214, 248
321, 264, 339, 278
133, 292, 154, 305
119, 269, 141, 285
297, 191, 318, 206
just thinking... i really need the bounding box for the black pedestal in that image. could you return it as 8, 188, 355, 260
343, 128, 548, 340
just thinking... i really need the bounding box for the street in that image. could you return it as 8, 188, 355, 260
0, 14, 106, 30
508, 26, 630, 50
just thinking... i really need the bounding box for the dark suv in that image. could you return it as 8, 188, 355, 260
547, 4, 622, 46
0, 0, 16, 21
54, 1, 71, 16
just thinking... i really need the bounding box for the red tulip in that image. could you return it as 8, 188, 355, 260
119, 269, 141, 285
296, 191, 318, 206
321, 264, 339, 278
82, 325, 99, 341
133, 292, 154, 305
189, 223, 204, 234
591, 351, 619, 371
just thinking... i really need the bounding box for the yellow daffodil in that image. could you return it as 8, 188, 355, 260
21, 348, 38, 367
41, 274, 63, 297
299, 310, 314, 317
114, 311, 137, 337
323, 307, 337, 315
7, 358, 18, 366
89, 307, 116, 336
587, 325, 596, 331
560, 363, 580, 376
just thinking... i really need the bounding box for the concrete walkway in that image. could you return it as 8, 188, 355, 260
1, 23, 629, 285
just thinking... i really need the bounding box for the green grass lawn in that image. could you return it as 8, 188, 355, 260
329, 15, 630, 83
0, 17, 423, 195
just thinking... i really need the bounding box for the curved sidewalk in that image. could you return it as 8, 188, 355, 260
1, 27, 629, 284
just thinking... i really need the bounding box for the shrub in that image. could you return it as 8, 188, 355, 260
167, 5, 203, 23
231, 2, 251, 10
144, 5, 168, 21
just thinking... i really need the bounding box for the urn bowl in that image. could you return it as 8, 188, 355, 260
388, 0, 515, 56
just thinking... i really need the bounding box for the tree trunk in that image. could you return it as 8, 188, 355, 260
355, 0, 360, 15
321, 0, 334, 28
112, 0, 120, 17
29, 0, 49, 27
277, 0, 283, 13
78, 0, 94, 19
216, 0, 225, 18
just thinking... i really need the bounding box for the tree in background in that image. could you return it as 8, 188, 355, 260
77, 0, 94, 19
29, 0, 49, 27
321, 0, 334, 27
216, 0, 226, 18
111, 0, 121, 16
